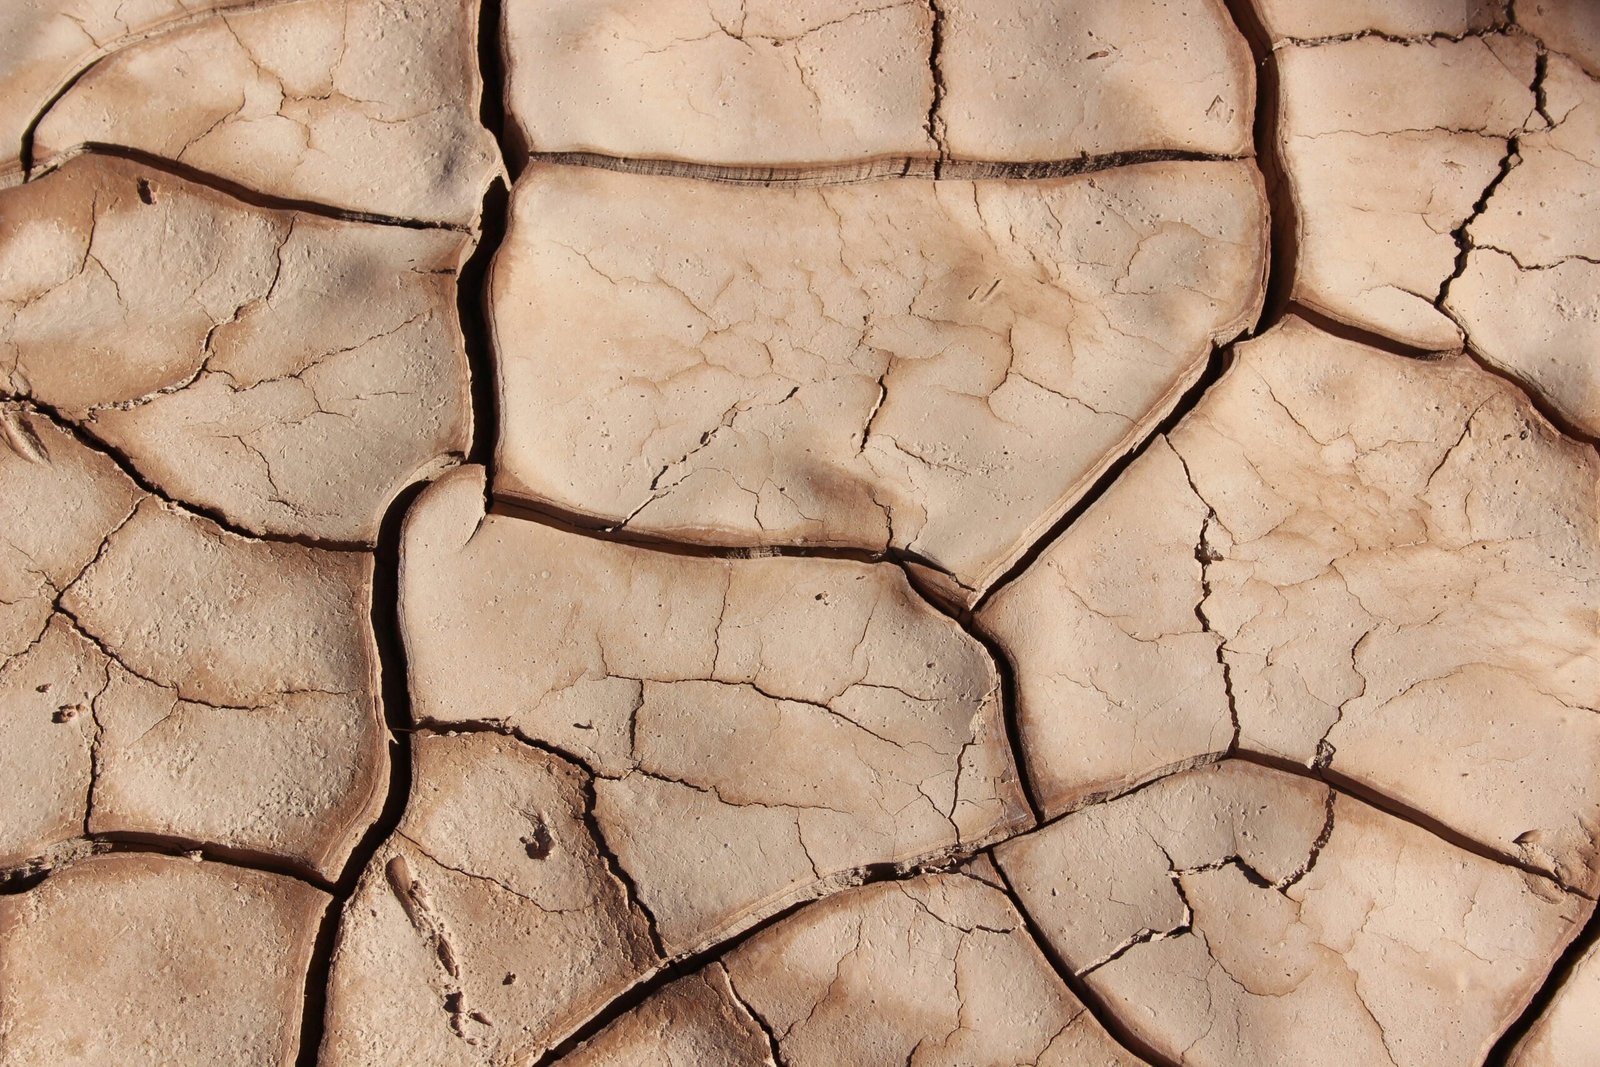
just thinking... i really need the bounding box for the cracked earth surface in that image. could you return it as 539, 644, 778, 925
1, 0, 1597, 1064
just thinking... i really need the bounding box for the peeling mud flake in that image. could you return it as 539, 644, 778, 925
1253, 0, 1504, 41
1277, 32, 1538, 350
502, 0, 1251, 165
0, 409, 387, 877
1510, 938, 1600, 1066
27, 0, 500, 223
1447, 52, 1600, 437
0, 0, 252, 179
320, 731, 658, 1066
995, 761, 1590, 1067
397, 466, 1029, 956
561, 873, 1141, 1067
491, 162, 1265, 604
0, 853, 326, 1066
61, 495, 388, 878
0, 152, 474, 543
985, 314, 1600, 895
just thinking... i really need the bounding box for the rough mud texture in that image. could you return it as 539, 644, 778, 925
394, 465, 1027, 956
0, 853, 326, 1065
15, 0, 500, 224
2, 1, 1597, 1065
1511, 939, 1600, 1066
563, 872, 1143, 1067
995, 761, 1588, 1067
0, 407, 385, 878
1, 153, 473, 543
503, 0, 1253, 165
320, 731, 658, 1066
491, 163, 1265, 605
0, 0, 247, 179
982, 315, 1600, 896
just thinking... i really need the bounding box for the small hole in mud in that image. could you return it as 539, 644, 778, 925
136, 179, 155, 205
521, 814, 553, 860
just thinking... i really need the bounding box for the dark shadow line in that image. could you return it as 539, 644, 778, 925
524, 148, 1246, 187
1228, 750, 1589, 898
969, 343, 1237, 615
1483, 897, 1600, 1065
0, 834, 332, 892
476, 0, 522, 184
990, 861, 1181, 1067
292, 475, 434, 1067
894, 574, 1044, 827
1280, 306, 1600, 448
487, 492, 963, 590
457, 178, 509, 466
1220, 0, 1299, 335
1459, 343, 1600, 449
6, 396, 371, 553
29, 143, 469, 231
1285, 302, 1451, 360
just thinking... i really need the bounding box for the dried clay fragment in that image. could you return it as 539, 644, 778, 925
1277, 31, 1538, 350
1445, 51, 1600, 437
554, 967, 776, 1067
502, 0, 1252, 166
1510, 939, 1600, 1066
27, 0, 500, 224
994, 761, 1592, 1067
0, 408, 385, 877
979, 316, 1600, 896
1519, 0, 1600, 75
320, 731, 657, 1067
0, 153, 472, 544
491, 162, 1265, 605
560, 871, 1141, 1067
0, 0, 249, 180
1251, 0, 1503, 41
0, 853, 325, 1066
399, 466, 1028, 955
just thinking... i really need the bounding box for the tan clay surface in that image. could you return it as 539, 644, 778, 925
397, 465, 1027, 953
981, 314, 1600, 895
0, 852, 326, 1065
995, 760, 1589, 1067
0, 0, 248, 178
492, 162, 1265, 604
1511, 940, 1600, 1066
22, 0, 500, 223
0, 406, 386, 878
562, 872, 1143, 1066
503, 0, 1252, 165
321, 730, 657, 1066
1278, 32, 1538, 352
1446, 51, 1600, 436
2, 0, 1597, 1064
1, 152, 472, 543
1253, 0, 1503, 40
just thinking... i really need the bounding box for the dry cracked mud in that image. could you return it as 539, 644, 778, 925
1, 1, 1597, 1065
